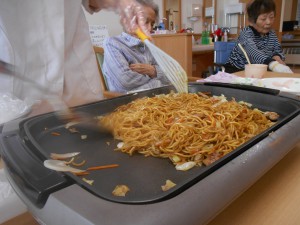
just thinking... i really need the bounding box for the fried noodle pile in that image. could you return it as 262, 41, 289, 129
99, 92, 275, 166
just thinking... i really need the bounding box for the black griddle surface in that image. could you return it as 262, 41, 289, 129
13, 84, 300, 205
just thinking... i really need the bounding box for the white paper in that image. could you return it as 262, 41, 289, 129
89, 25, 109, 47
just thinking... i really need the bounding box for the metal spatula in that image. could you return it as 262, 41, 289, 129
0, 60, 106, 132
136, 29, 188, 93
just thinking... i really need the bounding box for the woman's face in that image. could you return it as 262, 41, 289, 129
253, 12, 275, 35
128, 5, 156, 36
144, 6, 156, 33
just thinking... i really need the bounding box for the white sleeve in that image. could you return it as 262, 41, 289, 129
268, 61, 293, 74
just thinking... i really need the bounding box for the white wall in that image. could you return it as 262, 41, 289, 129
182, 0, 203, 33
216, 0, 239, 27
154, 0, 164, 18
83, 10, 122, 36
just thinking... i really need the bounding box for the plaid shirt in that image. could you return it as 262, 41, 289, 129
102, 32, 170, 93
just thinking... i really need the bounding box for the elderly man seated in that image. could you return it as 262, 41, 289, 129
102, 0, 170, 93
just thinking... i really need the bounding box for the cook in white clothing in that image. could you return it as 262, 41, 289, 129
0, 0, 149, 116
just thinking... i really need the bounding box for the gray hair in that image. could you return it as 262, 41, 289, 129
136, 0, 159, 22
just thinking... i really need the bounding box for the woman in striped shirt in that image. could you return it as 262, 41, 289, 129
102, 0, 170, 93
225, 0, 293, 74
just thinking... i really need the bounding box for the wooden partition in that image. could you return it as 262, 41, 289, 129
192, 48, 214, 77
152, 33, 193, 77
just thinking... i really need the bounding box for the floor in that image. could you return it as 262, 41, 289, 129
2, 213, 39, 225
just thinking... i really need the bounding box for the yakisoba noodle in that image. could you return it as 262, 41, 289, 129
99, 92, 276, 168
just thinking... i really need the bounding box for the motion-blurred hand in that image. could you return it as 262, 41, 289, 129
118, 0, 150, 37
82, 0, 150, 37
269, 61, 293, 73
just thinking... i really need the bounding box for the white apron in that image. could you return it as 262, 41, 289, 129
0, 0, 103, 115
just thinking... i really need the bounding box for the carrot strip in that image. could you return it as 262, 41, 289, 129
72, 172, 90, 176
51, 132, 61, 136
87, 164, 119, 171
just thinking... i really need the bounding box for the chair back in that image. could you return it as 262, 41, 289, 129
93, 46, 123, 99
214, 41, 236, 65
93, 46, 108, 91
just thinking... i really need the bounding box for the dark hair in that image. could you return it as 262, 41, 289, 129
247, 0, 276, 23
136, 0, 159, 22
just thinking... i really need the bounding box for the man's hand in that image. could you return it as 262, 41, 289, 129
129, 64, 156, 78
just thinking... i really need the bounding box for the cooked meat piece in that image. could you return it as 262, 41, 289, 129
264, 111, 279, 121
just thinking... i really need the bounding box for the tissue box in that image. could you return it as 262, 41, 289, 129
214, 41, 236, 64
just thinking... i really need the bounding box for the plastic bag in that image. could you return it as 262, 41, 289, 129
0, 92, 31, 125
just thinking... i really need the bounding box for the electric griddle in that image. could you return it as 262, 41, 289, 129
1, 83, 300, 225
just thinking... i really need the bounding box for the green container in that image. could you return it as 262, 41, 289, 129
201, 31, 210, 45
